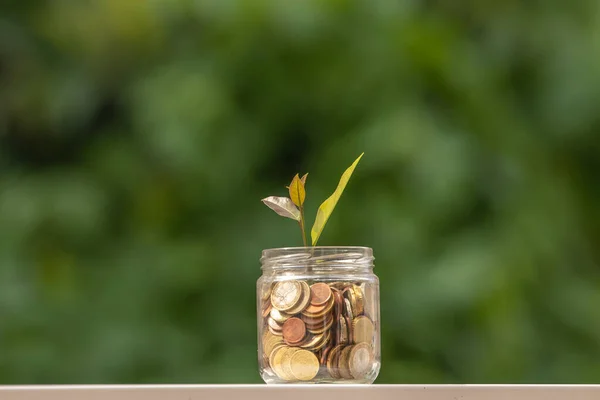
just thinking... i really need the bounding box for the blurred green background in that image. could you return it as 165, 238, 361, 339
1, 0, 599, 384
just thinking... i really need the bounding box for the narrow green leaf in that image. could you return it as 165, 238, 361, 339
289, 173, 306, 207
311, 153, 364, 245
261, 196, 301, 221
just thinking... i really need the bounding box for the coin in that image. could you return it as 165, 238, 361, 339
307, 315, 334, 335
268, 317, 283, 332
359, 283, 377, 319
290, 349, 320, 381
352, 285, 365, 316
285, 281, 311, 315
337, 345, 354, 379
326, 345, 343, 379
262, 303, 273, 318
280, 347, 298, 381
268, 342, 286, 369
343, 288, 357, 315
269, 346, 288, 380
268, 325, 283, 336
353, 316, 374, 344
332, 288, 343, 317
264, 335, 284, 356
282, 317, 306, 345
261, 283, 273, 301
343, 298, 354, 321
310, 283, 332, 306
271, 281, 302, 312
270, 308, 292, 324
302, 313, 333, 328
311, 330, 331, 351
300, 333, 324, 349
345, 316, 354, 344
349, 342, 373, 379
320, 344, 332, 365
302, 294, 334, 317
338, 315, 348, 344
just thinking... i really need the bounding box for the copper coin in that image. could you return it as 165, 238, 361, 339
302, 313, 333, 328
282, 317, 306, 345
307, 316, 334, 335
302, 295, 334, 317
332, 288, 343, 317
320, 343, 333, 365
310, 283, 332, 306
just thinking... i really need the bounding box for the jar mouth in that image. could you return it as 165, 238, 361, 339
260, 246, 374, 270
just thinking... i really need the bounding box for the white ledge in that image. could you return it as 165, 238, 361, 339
1, 385, 599, 400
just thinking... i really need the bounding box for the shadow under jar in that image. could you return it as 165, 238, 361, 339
257, 247, 380, 384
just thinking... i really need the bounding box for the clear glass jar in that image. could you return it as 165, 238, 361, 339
257, 247, 380, 384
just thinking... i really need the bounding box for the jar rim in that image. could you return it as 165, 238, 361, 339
260, 246, 374, 270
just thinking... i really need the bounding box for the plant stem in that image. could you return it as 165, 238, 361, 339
299, 206, 307, 247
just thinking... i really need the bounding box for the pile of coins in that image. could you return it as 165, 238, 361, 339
259, 280, 376, 382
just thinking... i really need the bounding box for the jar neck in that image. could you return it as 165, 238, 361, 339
260, 247, 374, 274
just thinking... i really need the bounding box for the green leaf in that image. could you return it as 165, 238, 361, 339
311, 153, 364, 245
261, 196, 301, 221
288, 173, 306, 207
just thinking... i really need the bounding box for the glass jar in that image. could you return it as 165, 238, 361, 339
257, 247, 380, 384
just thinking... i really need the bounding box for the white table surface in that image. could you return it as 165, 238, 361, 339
1, 385, 599, 400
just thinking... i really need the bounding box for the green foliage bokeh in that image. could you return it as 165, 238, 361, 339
1, 0, 599, 384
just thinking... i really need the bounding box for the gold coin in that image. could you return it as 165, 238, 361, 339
327, 345, 343, 379
337, 345, 354, 379
264, 335, 284, 356
269, 345, 288, 379
352, 285, 365, 316
261, 283, 273, 301
311, 330, 331, 352
285, 281, 311, 314
279, 347, 299, 381
270, 308, 292, 324
300, 333, 324, 349
271, 281, 302, 312
269, 343, 286, 368
349, 342, 373, 379
353, 316, 375, 344
290, 349, 320, 381
262, 330, 275, 346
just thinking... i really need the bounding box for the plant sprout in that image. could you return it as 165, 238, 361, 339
262, 153, 363, 246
